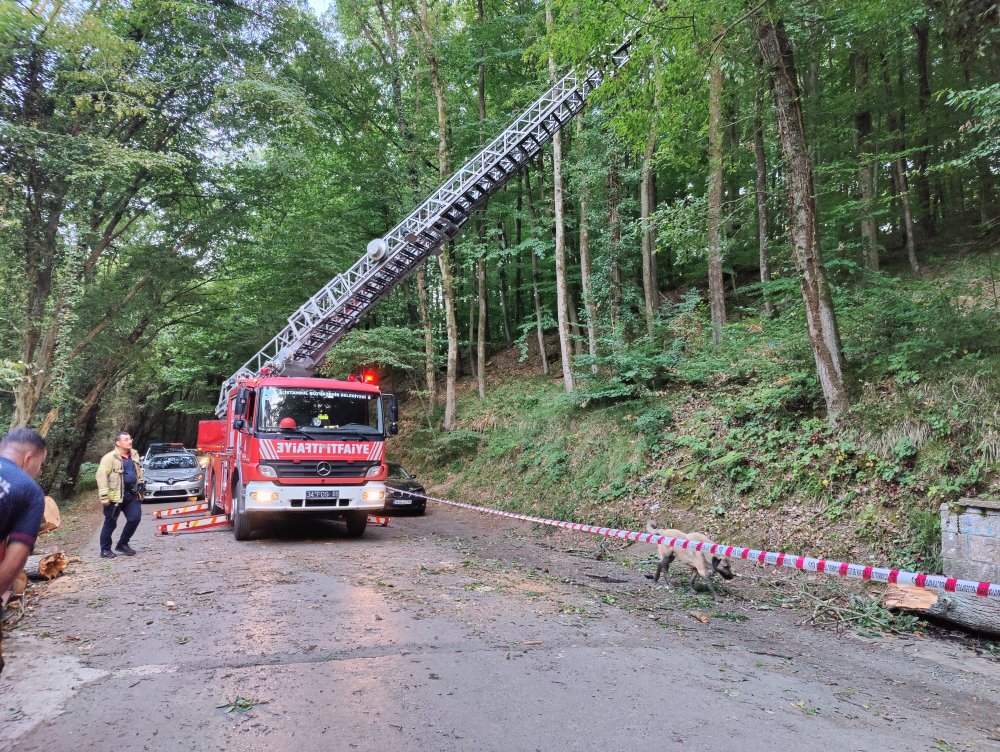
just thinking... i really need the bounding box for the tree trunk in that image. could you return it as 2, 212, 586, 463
498, 221, 512, 347
757, 19, 849, 424
514, 176, 524, 326
416, 269, 436, 414
640, 134, 658, 340
753, 80, 775, 318
524, 165, 548, 375
576, 116, 598, 373
466, 273, 475, 378
884, 64, 920, 276
419, 0, 458, 429
854, 51, 879, 271
912, 20, 935, 237
477, 255, 487, 398
476, 0, 487, 399
707, 47, 726, 343
607, 159, 623, 345
894, 158, 921, 275
547, 0, 574, 393
883, 585, 1000, 637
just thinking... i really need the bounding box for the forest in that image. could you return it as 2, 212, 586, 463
1, 0, 998, 564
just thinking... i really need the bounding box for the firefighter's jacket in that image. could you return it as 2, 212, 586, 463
96, 449, 145, 505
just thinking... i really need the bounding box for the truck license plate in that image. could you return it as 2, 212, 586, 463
305, 490, 339, 500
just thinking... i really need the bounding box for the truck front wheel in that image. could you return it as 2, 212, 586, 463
345, 510, 367, 538
233, 481, 254, 541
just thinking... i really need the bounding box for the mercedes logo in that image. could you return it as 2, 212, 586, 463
316, 461, 332, 477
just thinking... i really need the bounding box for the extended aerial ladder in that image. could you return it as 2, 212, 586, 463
216, 28, 640, 416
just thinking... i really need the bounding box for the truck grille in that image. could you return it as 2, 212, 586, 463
262, 460, 378, 479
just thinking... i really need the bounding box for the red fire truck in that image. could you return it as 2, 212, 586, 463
198, 373, 398, 540
196, 30, 633, 541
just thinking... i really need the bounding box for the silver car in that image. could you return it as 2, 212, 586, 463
142, 451, 205, 502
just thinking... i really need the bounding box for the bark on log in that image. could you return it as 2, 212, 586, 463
26, 552, 68, 581
883, 584, 1000, 636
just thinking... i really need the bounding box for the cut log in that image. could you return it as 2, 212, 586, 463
883, 584, 1000, 636
10, 570, 27, 597
38, 496, 61, 536
26, 552, 68, 581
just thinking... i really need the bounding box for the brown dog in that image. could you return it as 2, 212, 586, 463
644, 522, 735, 595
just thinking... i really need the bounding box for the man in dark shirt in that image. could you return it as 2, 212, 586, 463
0, 428, 47, 596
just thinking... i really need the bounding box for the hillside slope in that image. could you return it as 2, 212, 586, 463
394, 247, 1000, 572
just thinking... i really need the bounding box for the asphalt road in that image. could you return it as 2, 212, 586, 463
1, 500, 998, 751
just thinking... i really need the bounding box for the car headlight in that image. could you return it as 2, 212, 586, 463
362, 490, 385, 501
258, 464, 277, 478
194, 473, 204, 481
366, 465, 383, 478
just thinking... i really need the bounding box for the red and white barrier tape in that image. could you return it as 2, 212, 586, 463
408, 491, 1000, 599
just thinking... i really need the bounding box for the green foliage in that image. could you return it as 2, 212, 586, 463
322, 326, 431, 379
572, 290, 701, 403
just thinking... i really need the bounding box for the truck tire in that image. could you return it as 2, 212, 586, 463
345, 510, 367, 538
206, 473, 220, 515
233, 481, 254, 541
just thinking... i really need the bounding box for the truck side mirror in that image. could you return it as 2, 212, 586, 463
232, 418, 246, 431
234, 388, 249, 417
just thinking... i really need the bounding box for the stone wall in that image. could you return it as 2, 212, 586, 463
940, 498, 999, 583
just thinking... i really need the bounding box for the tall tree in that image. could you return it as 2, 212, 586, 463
854, 50, 879, 271
415, 0, 460, 429
577, 114, 599, 373
546, 0, 574, 392
753, 76, 775, 318
640, 62, 661, 340
757, 18, 849, 423
706, 41, 727, 343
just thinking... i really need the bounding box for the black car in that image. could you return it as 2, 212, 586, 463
384, 463, 426, 515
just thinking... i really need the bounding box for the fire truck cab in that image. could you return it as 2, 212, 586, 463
198, 374, 398, 540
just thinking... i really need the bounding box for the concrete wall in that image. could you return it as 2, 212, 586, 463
940, 498, 1000, 583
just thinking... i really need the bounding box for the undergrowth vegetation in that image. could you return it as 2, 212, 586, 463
396, 249, 1000, 571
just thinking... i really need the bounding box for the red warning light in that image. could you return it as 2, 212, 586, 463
362, 371, 377, 384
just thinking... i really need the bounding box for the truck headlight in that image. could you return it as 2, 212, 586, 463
366, 465, 383, 478
258, 464, 277, 478
362, 490, 385, 501
249, 490, 280, 503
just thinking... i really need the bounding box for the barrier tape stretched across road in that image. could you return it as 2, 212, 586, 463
405, 491, 1000, 599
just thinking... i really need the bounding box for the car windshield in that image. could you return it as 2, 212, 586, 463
388, 464, 413, 480
146, 454, 197, 470
257, 387, 382, 435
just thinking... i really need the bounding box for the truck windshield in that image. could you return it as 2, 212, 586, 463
257, 387, 382, 436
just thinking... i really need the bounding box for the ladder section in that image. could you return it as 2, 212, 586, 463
217, 31, 635, 416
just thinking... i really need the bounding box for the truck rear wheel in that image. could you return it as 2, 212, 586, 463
207, 473, 220, 515
233, 481, 254, 541
345, 510, 367, 538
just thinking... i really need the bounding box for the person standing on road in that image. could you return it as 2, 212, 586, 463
96, 431, 145, 559
0, 428, 47, 596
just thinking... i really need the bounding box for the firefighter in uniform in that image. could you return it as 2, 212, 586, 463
96, 431, 145, 558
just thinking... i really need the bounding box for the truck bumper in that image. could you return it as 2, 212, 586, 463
243, 480, 387, 513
